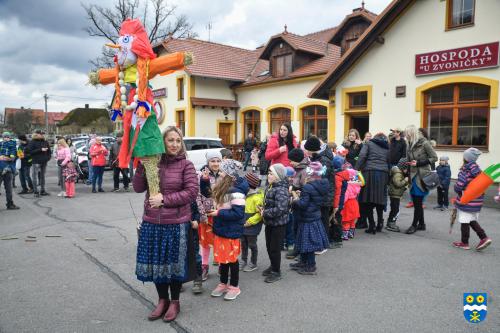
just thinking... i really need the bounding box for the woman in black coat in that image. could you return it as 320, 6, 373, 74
355, 132, 390, 234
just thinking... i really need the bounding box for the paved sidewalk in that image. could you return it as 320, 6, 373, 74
0, 163, 499, 332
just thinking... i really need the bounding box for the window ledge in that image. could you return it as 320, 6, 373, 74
445, 23, 474, 32
434, 146, 489, 153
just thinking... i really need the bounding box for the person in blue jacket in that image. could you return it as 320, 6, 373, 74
290, 161, 330, 275
435, 156, 451, 210
208, 159, 248, 301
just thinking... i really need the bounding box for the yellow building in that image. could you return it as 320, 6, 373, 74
310, 0, 500, 176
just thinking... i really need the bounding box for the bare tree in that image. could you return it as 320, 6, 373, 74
83, 0, 197, 70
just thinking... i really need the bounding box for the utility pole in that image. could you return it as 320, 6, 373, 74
44, 93, 48, 134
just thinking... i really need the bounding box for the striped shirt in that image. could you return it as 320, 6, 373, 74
455, 161, 483, 213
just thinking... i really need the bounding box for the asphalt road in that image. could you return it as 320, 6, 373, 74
1, 162, 499, 333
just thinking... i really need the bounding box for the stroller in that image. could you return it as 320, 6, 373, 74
74, 152, 89, 183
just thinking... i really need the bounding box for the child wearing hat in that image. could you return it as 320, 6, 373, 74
208, 159, 248, 300
196, 150, 223, 280
260, 163, 291, 283
435, 156, 451, 211
240, 172, 264, 272
304, 136, 336, 248
386, 158, 409, 232
290, 161, 330, 275
453, 148, 492, 251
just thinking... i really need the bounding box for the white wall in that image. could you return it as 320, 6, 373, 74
149, 70, 189, 133
333, 0, 500, 177
195, 77, 235, 100
194, 107, 236, 141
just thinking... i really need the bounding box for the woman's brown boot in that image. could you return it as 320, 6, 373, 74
148, 299, 169, 321
163, 300, 180, 322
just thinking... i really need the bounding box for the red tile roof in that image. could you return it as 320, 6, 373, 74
161, 38, 259, 82
191, 97, 239, 109
259, 32, 329, 59
155, 6, 379, 90
240, 42, 341, 87
4, 108, 67, 125
304, 27, 338, 43
310, 0, 413, 99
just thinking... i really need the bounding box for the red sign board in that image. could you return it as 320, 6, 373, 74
415, 42, 499, 76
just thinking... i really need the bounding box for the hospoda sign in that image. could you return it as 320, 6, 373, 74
463, 293, 487, 323
415, 42, 499, 76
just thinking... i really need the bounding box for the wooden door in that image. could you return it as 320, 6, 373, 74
219, 123, 232, 146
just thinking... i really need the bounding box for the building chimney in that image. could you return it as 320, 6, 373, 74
85, 104, 89, 109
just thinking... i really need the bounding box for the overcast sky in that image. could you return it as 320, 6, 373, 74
0, 0, 391, 116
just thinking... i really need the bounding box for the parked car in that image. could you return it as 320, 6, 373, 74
184, 137, 224, 171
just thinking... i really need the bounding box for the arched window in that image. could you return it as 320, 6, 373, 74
424, 83, 489, 147
243, 110, 260, 140
269, 108, 291, 134
302, 105, 328, 141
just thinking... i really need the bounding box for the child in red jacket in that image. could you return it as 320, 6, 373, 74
341, 169, 362, 240
332, 156, 349, 243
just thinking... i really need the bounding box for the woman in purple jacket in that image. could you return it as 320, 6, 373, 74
134, 126, 199, 323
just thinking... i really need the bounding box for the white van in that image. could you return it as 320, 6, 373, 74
184, 137, 224, 171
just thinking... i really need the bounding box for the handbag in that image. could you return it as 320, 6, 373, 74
421, 170, 441, 191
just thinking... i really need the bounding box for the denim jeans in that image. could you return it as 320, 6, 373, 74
58, 165, 66, 191
87, 163, 94, 184
92, 166, 105, 190
19, 165, 33, 191
243, 151, 251, 170
285, 213, 295, 247
32, 163, 47, 193
0, 169, 13, 204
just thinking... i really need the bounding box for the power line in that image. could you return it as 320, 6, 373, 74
48, 94, 110, 101
25, 97, 45, 108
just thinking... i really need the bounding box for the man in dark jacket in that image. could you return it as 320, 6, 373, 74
17, 134, 34, 194
243, 132, 257, 171
389, 128, 407, 167
0, 131, 20, 209
109, 133, 129, 191
304, 137, 339, 248
26, 130, 51, 197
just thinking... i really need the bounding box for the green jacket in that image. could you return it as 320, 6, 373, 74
388, 166, 408, 198
407, 138, 438, 192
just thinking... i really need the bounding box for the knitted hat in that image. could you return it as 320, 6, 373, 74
304, 136, 321, 153
288, 148, 304, 163
397, 157, 408, 170
306, 161, 324, 180
220, 159, 242, 179
2, 131, 12, 138
285, 166, 296, 177
439, 156, 449, 161
220, 148, 233, 159
18, 134, 27, 141
463, 147, 481, 162
245, 172, 260, 189
269, 163, 287, 181
206, 150, 222, 162
332, 156, 345, 170
336, 145, 348, 157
